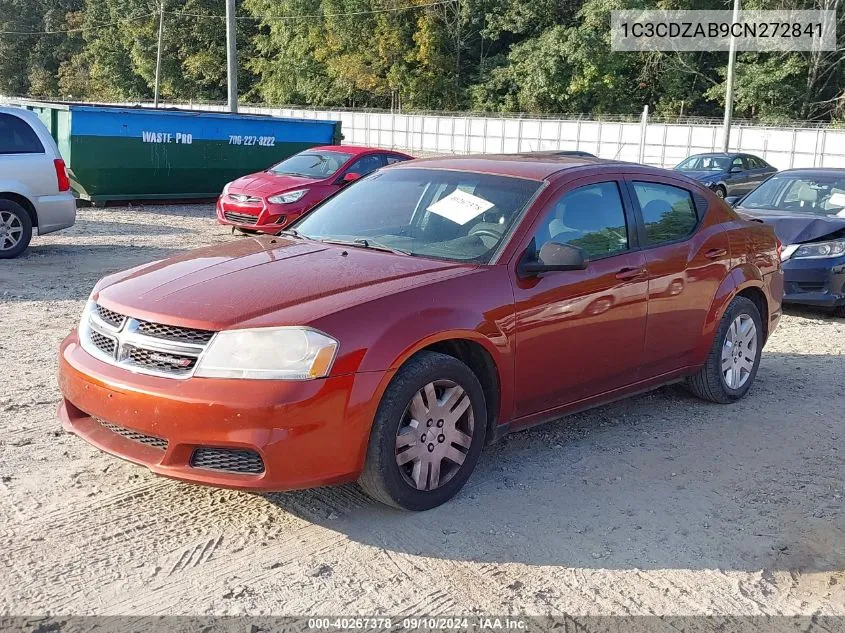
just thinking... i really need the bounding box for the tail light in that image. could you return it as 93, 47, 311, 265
54, 158, 71, 192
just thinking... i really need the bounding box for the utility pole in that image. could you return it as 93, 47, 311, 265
225, 0, 238, 113
721, 0, 740, 152
153, 0, 165, 108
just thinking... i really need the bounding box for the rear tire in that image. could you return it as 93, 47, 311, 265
0, 199, 33, 259
687, 296, 763, 403
714, 186, 727, 199
833, 305, 845, 318
359, 351, 487, 511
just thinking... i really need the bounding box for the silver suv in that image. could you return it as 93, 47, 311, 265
0, 107, 76, 258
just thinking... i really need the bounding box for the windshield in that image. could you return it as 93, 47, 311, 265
676, 155, 731, 172
740, 175, 845, 215
269, 151, 352, 178
293, 168, 542, 263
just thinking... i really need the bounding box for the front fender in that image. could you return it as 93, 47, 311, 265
311, 266, 516, 425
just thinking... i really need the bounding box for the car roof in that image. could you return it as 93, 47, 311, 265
767, 168, 845, 176
307, 145, 404, 156
389, 153, 622, 180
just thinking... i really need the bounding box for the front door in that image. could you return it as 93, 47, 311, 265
510, 178, 649, 419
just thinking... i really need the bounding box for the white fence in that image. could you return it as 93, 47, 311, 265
170, 103, 845, 171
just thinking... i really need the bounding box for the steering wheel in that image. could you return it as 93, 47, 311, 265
468, 225, 504, 242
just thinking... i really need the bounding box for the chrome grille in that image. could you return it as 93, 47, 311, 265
191, 448, 265, 474
90, 330, 117, 356
81, 303, 216, 380
136, 320, 214, 344
98, 419, 168, 450
227, 194, 261, 203
125, 345, 198, 374
224, 211, 259, 225
95, 304, 125, 328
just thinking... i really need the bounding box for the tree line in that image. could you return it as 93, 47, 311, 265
0, 0, 842, 123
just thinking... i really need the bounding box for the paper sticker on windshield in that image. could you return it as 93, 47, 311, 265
427, 190, 494, 225
828, 192, 845, 211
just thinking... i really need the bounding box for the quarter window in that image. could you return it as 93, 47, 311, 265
633, 182, 698, 245
533, 181, 629, 259
0, 113, 44, 154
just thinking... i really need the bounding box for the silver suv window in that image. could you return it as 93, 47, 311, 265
0, 113, 45, 155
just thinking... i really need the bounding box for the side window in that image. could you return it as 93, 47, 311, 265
533, 181, 629, 260
632, 182, 698, 245
731, 156, 744, 170
0, 113, 45, 154
384, 154, 408, 165
344, 154, 385, 177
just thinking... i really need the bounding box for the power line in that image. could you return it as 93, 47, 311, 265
167, 0, 456, 21
0, 12, 157, 35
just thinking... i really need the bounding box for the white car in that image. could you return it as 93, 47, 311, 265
0, 107, 76, 258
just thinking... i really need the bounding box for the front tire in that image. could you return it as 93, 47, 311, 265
714, 185, 727, 199
0, 200, 33, 259
359, 351, 487, 511
687, 296, 763, 403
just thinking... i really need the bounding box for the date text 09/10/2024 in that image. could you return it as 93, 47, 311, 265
307, 618, 527, 630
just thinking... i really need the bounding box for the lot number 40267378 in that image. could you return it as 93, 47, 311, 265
228, 135, 276, 147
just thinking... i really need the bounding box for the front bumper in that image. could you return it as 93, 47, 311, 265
216, 197, 304, 234
58, 332, 386, 491
782, 255, 845, 308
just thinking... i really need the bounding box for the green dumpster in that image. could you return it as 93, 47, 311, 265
13, 100, 342, 204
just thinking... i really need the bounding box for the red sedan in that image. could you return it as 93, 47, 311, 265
59, 155, 783, 510
216, 145, 412, 233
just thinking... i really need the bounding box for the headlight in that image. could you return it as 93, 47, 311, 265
268, 189, 308, 204
222, 182, 231, 196
194, 327, 338, 380
791, 239, 845, 260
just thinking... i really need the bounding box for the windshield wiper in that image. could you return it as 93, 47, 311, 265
319, 238, 412, 256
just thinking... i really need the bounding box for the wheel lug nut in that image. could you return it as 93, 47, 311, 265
427, 419, 433, 427
437, 420, 444, 427
421, 434, 426, 442
428, 444, 434, 452
438, 434, 445, 443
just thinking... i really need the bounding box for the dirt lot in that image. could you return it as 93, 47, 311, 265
0, 203, 843, 616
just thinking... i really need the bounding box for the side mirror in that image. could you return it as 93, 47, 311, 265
520, 242, 587, 276
342, 172, 362, 184
729, 166, 743, 173
724, 196, 740, 207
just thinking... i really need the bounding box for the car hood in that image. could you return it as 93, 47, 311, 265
227, 171, 319, 196
94, 238, 475, 330
736, 207, 845, 244
676, 170, 722, 181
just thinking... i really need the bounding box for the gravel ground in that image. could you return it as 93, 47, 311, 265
0, 204, 843, 616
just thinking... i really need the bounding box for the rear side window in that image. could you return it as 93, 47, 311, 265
633, 182, 698, 245
0, 113, 44, 154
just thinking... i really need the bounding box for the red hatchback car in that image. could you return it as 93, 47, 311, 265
59, 155, 783, 510
216, 145, 412, 233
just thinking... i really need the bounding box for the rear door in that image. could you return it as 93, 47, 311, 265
0, 112, 55, 197
624, 175, 732, 378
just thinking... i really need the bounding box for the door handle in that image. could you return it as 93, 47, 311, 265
704, 248, 727, 259
615, 266, 646, 280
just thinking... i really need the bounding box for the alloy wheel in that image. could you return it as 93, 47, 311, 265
0, 210, 24, 252
394, 379, 474, 492
721, 313, 757, 389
